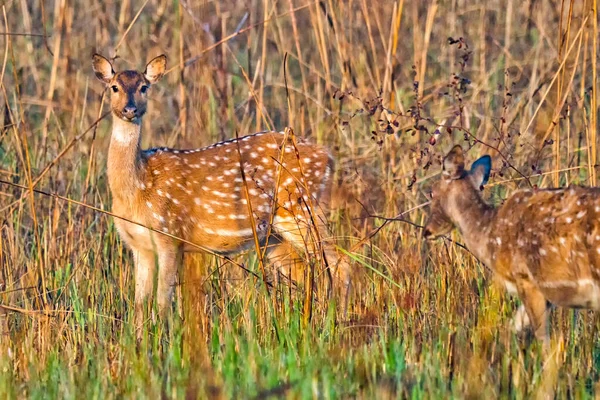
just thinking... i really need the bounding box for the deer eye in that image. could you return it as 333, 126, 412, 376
111, 85, 119, 93
140, 85, 149, 94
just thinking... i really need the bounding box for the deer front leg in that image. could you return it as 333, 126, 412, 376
133, 249, 157, 336
156, 244, 183, 319
516, 279, 550, 346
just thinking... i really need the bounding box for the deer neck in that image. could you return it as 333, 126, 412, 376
449, 189, 497, 265
107, 115, 145, 203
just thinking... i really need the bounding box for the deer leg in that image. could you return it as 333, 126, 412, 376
133, 249, 157, 338
265, 236, 303, 284
156, 243, 183, 319
511, 304, 531, 333
517, 280, 550, 346
311, 211, 352, 293
272, 211, 352, 305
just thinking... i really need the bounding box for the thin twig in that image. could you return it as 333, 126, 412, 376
0, 32, 48, 37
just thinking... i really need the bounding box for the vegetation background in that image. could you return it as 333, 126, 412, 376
0, 0, 599, 398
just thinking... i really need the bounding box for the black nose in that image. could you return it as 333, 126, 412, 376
123, 106, 137, 117
422, 228, 432, 239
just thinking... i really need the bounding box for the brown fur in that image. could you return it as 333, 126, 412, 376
424, 145, 600, 344
92, 54, 351, 334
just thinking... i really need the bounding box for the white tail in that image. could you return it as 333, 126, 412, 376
424, 145, 600, 344
92, 54, 351, 332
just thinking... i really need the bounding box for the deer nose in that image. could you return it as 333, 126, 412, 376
422, 228, 432, 239
122, 106, 137, 118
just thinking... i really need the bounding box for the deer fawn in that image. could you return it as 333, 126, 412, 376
424, 145, 600, 344
92, 54, 351, 332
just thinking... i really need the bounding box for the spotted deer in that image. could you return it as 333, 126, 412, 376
423, 145, 600, 344
92, 54, 351, 332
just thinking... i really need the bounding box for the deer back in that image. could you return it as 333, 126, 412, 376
122, 131, 333, 254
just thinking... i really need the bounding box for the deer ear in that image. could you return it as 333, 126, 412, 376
469, 155, 492, 188
144, 54, 167, 84
92, 54, 115, 84
442, 145, 466, 180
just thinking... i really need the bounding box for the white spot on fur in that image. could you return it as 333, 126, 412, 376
203, 227, 254, 237
212, 190, 228, 198
257, 204, 270, 213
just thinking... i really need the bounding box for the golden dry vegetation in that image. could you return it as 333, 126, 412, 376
0, 0, 599, 398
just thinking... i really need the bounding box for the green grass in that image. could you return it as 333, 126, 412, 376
1, 0, 600, 398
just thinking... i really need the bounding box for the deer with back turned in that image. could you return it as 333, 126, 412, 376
423, 145, 600, 344
92, 54, 351, 334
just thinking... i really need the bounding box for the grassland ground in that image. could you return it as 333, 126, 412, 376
0, 0, 599, 398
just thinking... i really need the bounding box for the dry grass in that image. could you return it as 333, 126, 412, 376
0, 0, 599, 398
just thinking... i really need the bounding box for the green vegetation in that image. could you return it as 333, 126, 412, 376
0, 0, 599, 398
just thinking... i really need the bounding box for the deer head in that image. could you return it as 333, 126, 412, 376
92, 54, 167, 123
423, 145, 492, 239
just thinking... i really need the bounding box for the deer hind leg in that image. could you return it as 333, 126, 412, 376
265, 236, 304, 285
511, 304, 531, 333
133, 248, 157, 335
517, 279, 551, 347
272, 208, 351, 294
156, 242, 183, 319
